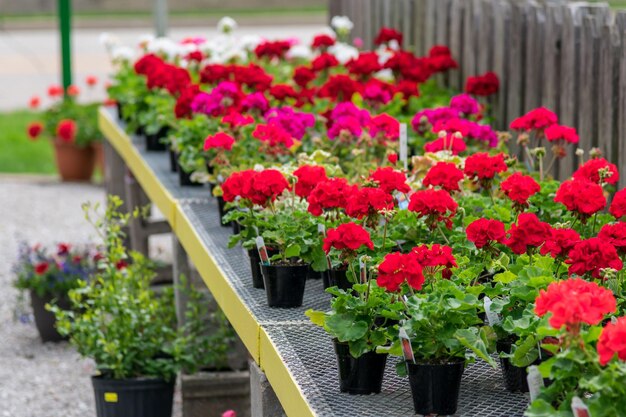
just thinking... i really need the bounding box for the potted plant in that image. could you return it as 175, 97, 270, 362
27, 82, 104, 181
306, 281, 401, 394
12, 241, 98, 342
322, 222, 375, 290
50, 197, 200, 417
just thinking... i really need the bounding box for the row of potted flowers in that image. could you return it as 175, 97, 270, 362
106, 17, 626, 416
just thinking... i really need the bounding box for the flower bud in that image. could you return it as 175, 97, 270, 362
590, 147, 602, 159
517, 133, 530, 146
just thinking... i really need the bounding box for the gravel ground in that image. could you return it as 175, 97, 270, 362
0, 177, 179, 417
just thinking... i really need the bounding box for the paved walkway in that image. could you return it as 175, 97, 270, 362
0, 25, 324, 111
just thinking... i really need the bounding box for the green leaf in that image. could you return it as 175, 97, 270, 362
511, 335, 539, 367
285, 244, 301, 258
455, 328, 497, 368
493, 271, 517, 284
325, 313, 369, 342
304, 309, 326, 327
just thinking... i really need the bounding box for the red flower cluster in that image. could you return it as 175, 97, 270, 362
464, 152, 507, 181
423, 162, 464, 192
311, 53, 340, 72
222, 113, 254, 128
345, 187, 394, 219
347, 52, 382, 76
374, 27, 403, 46
293, 165, 327, 198
565, 238, 623, 279
598, 317, 626, 366
465, 72, 499, 97
222, 170, 256, 202
540, 227, 580, 258
509, 107, 558, 131
544, 124, 579, 144
598, 223, 626, 254
500, 173, 540, 208
369, 167, 410, 194
573, 158, 620, 185
56, 119, 77, 143
311, 34, 335, 49
269, 84, 299, 101
27, 122, 44, 140
307, 178, 356, 216
610, 189, 626, 220
377, 252, 424, 292
252, 122, 295, 149
323, 223, 374, 253
318, 75, 362, 102
535, 278, 616, 330
221, 169, 289, 206
34, 262, 49, 275
293, 66, 317, 88
504, 213, 550, 255
134, 54, 191, 96
408, 189, 458, 229
204, 132, 235, 151
175, 84, 201, 119
466, 218, 506, 249
412, 244, 457, 279
369, 113, 399, 141
424, 134, 467, 155
554, 179, 606, 219
254, 40, 291, 59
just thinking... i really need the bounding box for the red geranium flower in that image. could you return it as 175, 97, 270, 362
500, 173, 540, 209
423, 162, 464, 192
222, 113, 254, 129
293, 165, 327, 198
86, 75, 98, 87
311, 53, 340, 72
254, 40, 291, 59
369, 167, 410, 194
464, 152, 507, 181
34, 262, 49, 275
56, 119, 77, 143
465, 72, 499, 96
221, 170, 257, 203
510, 107, 558, 131
598, 223, 626, 255
424, 134, 467, 155
598, 317, 626, 366
377, 252, 424, 292
408, 189, 458, 229
573, 158, 619, 185
245, 169, 290, 206
115, 260, 128, 270
466, 218, 506, 249
307, 178, 356, 216
504, 213, 551, 255
387, 153, 398, 165
345, 187, 394, 219
293, 66, 317, 88
429, 45, 452, 57
175, 84, 201, 119
540, 227, 581, 258
554, 179, 606, 221
252, 122, 295, 149
544, 124, 579, 144
311, 34, 335, 49
394, 80, 420, 100
29, 96, 41, 109
27, 122, 44, 140
204, 132, 235, 151
565, 238, 623, 279
535, 278, 616, 330
374, 27, 403, 46
57, 243, 71, 256
323, 222, 374, 253
269, 84, 299, 101
67, 85, 80, 97
346, 52, 382, 76
200, 64, 232, 85
48, 84, 64, 98
411, 244, 457, 279
318, 75, 361, 102
610, 189, 626, 220
369, 113, 399, 141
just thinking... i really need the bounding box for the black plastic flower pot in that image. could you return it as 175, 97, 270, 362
248, 248, 279, 289
496, 339, 532, 392
30, 290, 71, 343
306, 265, 325, 280
216, 196, 233, 227
177, 163, 203, 187
260, 263, 308, 308
92, 376, 174, 417
328, 268, 354, 291
407, 359, 465, 416
333, 340, 388, 395
232, 220, 242, 235
168, 149, 178, 173
144, 129, 167, 152
115, 102, 124, 121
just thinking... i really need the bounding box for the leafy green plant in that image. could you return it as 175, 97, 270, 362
41, 99, 101, 147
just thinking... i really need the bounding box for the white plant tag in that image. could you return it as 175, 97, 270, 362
483, 296, 502, 326
359, 256, 367, 284
527, 365, 544, 402
571, 397, 591, 417
399, 123, 408, 170
399, 328, 416, 364
255, 236, 270, 265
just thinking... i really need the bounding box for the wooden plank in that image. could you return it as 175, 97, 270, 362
493, 1, 511, 131
523, 3, 545, 113
462, 0, 475, 83
413, 0, 426, 55
541, 4, 564, 115
578, 15, 601, 152
383, 0, 392, 27
448, 0, 465, 90
424, 0, 437, 52
618, 19, 626, 190
477, 0, 494, 75
435, 0, 450, 46
597, 22, 621, 166
401, 0, 413, 50
506, 2, 526, 129
362, 0, 374, 48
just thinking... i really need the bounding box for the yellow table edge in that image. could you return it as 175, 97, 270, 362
260, 327, 316, 417
98, 108, 177, 226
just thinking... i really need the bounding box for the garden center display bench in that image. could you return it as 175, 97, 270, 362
100, 106, 530, 416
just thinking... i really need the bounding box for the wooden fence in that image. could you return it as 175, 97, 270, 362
328, 0, 626, 187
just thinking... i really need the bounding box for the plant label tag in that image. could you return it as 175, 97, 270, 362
317, 224, 326, 236
395, 191, 409, 210
400, 123, 408, 170
527, 365, 544, 402
359, 256, 367, 283
483, 296, 501, 326
571, 397, 591, 417
256, 236, 270, 265
399, 328, 416, 364
104, 392, 118, 403
217, 174, 224, 183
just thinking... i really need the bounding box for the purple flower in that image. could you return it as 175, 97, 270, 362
449, 94, 481, 116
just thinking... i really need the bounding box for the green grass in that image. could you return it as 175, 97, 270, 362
0, 111, 56, 175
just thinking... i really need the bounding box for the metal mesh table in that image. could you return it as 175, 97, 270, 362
101, 107, 531, 416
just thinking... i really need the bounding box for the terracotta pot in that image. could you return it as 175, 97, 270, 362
92, 142, 105, 176
53, 139, 95, 182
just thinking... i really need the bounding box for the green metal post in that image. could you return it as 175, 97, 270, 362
58, 0, 73, 94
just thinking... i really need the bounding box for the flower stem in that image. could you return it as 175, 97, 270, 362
436, 222, 450, 245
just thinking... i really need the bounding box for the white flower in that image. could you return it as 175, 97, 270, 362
388, 39, 400, 51
111, 46, 135, 62
239, 35, 263, 52
328, 42, 359, 64
99, 32, 120, 51
217, 16, 238, 34
374, 69, 394, 82
376, 47, 394, 65
254, 164, 265, 172
137, 34, 155, 48
286, 44, 313, 60
331, 16, 354, 35
147, 37, 180, 59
